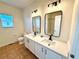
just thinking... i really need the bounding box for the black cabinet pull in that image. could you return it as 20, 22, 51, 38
42, 48, 43, 52
70, 54, 75, 58
45, 49, 47, 55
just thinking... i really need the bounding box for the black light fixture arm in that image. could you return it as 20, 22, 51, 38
32, 9, 38, 13
48, 0, 61, 7
59, 0, 61, 3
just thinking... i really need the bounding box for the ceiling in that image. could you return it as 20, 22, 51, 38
0, 0, 35, 8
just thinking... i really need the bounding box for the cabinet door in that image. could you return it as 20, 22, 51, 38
29, 39, 35, 54
35, 43, 45, 59
24, 37, 29, 49
45, 48, 62, 59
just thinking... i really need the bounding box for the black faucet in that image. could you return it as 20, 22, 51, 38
34, 32, 37, 36
49, 34, 53, 41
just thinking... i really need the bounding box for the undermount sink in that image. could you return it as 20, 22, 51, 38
41, 39, 56, 46
28, 34, 36, 37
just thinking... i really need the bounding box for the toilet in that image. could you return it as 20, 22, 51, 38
18, 37, 24, 44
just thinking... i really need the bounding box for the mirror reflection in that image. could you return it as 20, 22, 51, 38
32, 16, 41, 33
45, 11, 62, 37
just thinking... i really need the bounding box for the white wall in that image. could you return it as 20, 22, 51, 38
23, 0, 74, 42
0, 2, 24, 47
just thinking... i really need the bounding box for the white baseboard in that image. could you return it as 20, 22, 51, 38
0, 40, 17, 48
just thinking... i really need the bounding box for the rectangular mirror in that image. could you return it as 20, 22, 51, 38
45, 11, 62, 37
32, 16, 41, 33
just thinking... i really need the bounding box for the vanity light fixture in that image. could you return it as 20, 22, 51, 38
59, 0, 61, 3
32, 9, 38, 13
52, 1, 57, 6
48, 0, 61, 7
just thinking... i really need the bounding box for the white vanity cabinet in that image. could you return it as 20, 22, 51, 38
45, 48, 62, 59
24, 37, 29, 49
28, 39, 35, 54
24, 36, 67, 59
35, 43, 62, 59
35, 43, 45, 59
24, 37, 35, 54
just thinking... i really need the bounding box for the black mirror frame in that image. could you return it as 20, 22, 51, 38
32, 16, 41, 33
44, 10, 63, 37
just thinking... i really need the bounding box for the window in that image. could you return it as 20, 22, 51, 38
0, 14, 14, 27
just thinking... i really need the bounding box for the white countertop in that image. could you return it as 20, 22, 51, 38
24, 34, 69, 58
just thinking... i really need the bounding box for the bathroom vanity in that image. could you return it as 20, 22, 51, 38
24, 34, 68, 59
24, 11, 68, 59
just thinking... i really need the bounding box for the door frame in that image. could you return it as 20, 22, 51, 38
68, 0, 79, 59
